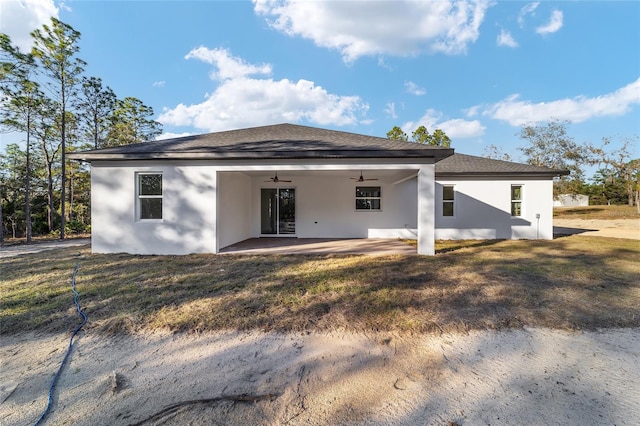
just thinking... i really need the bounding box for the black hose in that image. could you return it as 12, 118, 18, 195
34, 264, 87, 426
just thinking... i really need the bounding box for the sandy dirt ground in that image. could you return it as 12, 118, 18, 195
1, 328, 639, 426
554, 218, 640, 240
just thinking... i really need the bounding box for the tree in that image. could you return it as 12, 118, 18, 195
587, 136, 639, 207
518, 119, 588, 196
411, 125, 430, 144
386, 126, 408, 141
106, 97, 162, 146
32, 96, 62, 233
0, 33, 39, 242
1, 84, 43, 242
31, 17, 86, 239
633, 159, 640, 213
1, 34, 33, 88
78, 76, 116, 149
388, 125, 452, 147
61, 111, 82, 223
1, 18, 161, 240
588, 168, 627, 205
0, 144, 27, 238
482, 144, 512, 161
430, 129, 451, 148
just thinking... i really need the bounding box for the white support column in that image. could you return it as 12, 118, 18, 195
417, 165, 435, 255
212, 170, 219, 253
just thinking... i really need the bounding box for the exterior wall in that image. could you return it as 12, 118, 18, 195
248, 173, 418, 240
89, 158, 553, 255
90, 161, 217, 255
434, 178, 554, 240
218, 172, 252, 249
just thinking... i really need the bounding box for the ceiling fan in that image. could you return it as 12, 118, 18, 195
264, 172, 292, 183
350, 171, 378, 182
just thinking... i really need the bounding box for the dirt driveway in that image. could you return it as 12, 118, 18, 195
2, 328, 639, 426
554, 218, 640, 240
0, 238, 90, 258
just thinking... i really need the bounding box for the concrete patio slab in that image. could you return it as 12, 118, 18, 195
219, 238, 417, 255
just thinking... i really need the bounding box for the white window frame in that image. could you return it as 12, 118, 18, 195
137, 172, 163, 221
442, 185, 455, 217
511, 184, 523, 217
355, 186, 381, 211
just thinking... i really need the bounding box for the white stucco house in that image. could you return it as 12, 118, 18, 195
68, 123, 568, 256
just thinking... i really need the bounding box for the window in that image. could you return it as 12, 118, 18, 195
442, 185, 455, 217
511, 185, 523, 217
138, 173, 162, 220
355, 186, 381, 211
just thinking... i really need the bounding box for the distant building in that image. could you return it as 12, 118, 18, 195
554, 194, 589, 207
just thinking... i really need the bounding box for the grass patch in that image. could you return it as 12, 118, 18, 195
554, 205, 639, 219
1, 236, 639, 336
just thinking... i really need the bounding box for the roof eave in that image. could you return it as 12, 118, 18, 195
68, 148, 455, 162
436, 170, 570, 179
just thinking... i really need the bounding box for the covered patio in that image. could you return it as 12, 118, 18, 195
219, 238, 417, 255
70, 124, 452, 256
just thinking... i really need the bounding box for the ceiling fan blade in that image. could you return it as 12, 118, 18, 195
350, 171, 377, 182
265, 173, 292, 183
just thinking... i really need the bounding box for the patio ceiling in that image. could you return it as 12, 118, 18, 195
227, 169, 418, 182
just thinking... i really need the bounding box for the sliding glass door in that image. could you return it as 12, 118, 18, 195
261, 188, 295, 235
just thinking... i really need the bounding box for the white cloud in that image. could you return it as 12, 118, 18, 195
497, 29, 518, 48
159, 47, 369, 132
437, 118, 486, 139
253, 0, 493, 62
58, 2, 72, 13
404, 81, 426, 96
0, 0, 59, 52
518, 2, 539, 27
403, 108, 485, 139
536, 9, 563, 35
185, 46, 272, 80
152, 81, 166, 88
377, 57, 393, 70
479, 78, 640, 126
464, 105, 482, 117
384, 102, 398, 119
156, 132, 193, 141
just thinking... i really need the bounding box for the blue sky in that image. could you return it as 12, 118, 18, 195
2, 0, 639, 171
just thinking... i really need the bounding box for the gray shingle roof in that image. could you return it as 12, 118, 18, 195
435, 153, 569, 177
68, 123, 454, 161
67, 123, 568, 177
